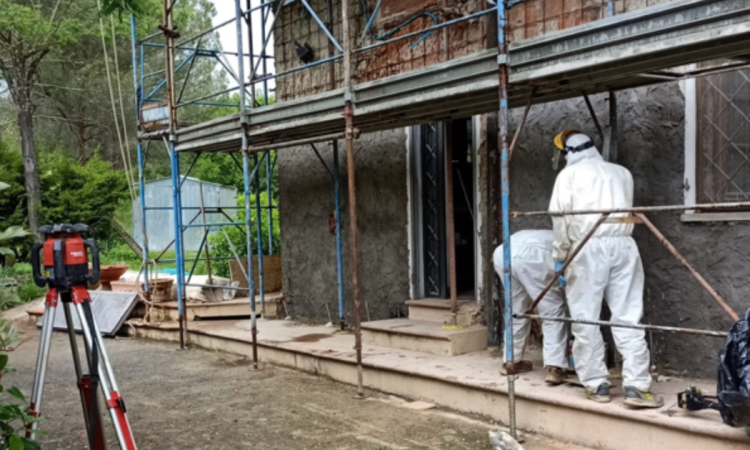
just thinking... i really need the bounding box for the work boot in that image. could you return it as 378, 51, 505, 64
544, 366, 568, 385
623, 386, 665, 409
585, 384, 611, 403
501, 360, 533, 375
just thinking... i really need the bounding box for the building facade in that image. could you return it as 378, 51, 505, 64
273, 0, 749, 377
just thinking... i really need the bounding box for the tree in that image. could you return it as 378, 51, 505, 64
0, 0, 84, 234
0, 0, 228, 237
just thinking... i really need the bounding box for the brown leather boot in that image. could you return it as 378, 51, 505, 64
501, 360, 533, 375
544, 366, 568, 385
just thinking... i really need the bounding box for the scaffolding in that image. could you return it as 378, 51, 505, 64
130, 0, 750, 439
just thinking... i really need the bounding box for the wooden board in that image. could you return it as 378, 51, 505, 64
229, 255, 282, 293
37, 291, 139, 336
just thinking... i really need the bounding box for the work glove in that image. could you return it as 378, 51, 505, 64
555, 262, 567, 288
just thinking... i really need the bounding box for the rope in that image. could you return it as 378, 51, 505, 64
96, 0, 151, 278
110, 16, 137, 193
108, 16, 151, 266
95, 0, 142, 232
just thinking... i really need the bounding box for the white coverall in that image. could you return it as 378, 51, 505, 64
493, 230, 568, 369
548, 138, 652, 392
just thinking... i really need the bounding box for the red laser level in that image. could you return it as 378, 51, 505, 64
28, 224, 137, 450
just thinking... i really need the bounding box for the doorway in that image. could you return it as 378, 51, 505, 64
410, 119, 476, 300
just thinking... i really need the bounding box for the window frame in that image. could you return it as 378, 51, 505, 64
682, 70, 750, 222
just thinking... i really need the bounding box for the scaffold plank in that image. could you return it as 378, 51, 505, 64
154, 0, 750, 153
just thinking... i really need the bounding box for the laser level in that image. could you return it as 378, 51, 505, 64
28, 224, 137, 450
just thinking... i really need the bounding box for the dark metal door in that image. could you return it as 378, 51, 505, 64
419, 123, 447, 298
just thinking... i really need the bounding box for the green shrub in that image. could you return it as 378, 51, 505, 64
0, 264, 45, 310
99, 239, 141, 269
0, 145, 130, 258
39, 154, 129, 242
208, 191, 280, 278
0, 319, 41, 449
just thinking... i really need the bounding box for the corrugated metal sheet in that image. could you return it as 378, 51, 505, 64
133, 177, 237, 252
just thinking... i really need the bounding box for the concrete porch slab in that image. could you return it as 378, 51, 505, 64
129, 318, 749, 450
362, 318, 488, 356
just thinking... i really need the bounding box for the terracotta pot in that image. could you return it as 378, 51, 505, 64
99, 264, 130, 282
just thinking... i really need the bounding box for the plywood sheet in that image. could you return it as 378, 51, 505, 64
37, 291, 139, 337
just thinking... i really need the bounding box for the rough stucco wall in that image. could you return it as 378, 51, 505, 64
507, 83, 746, 377
279, 130, 410, 323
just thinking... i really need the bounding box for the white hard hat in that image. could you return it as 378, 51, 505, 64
554, 130, 594, 153
565, 133, 592, 150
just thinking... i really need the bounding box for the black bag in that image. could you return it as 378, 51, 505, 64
717, 308, 750, 427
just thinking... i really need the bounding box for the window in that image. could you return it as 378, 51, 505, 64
684, 68, 750, 220
696, 69, 750, 204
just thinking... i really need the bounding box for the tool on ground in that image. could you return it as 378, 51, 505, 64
28, 224, 137, 450
678, 308, 750, 428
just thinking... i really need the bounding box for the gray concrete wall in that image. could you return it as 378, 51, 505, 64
278, 130, 410, 323
508, 83, 745, 378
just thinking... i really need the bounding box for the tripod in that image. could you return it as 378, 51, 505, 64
28, 224, 137, 450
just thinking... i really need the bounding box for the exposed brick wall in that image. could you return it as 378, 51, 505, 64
272, 0, 676, 99
507, 0, 674, 41
273, 0, 490, 101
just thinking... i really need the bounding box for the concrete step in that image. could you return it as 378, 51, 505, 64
406, 299, 478, 326
361, 318, 487, 356
132, 292, 285, 321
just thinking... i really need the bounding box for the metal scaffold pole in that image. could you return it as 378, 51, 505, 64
497, 0, 518, 439
162, 0, 188, 349
130, 15, 151, 305
266, 152, 274, 254
244, 153, 259, 368
236, 0, 259, 369
342, 0, 364, 397
254, 153, 266, 315
333, 140, 345, 330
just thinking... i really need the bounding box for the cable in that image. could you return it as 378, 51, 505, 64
359, 0, 439, 48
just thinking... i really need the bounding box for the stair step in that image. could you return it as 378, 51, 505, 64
362, 319, 487, 356
406, 299, 478, 326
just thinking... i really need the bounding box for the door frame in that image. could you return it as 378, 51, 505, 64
408, 118, 481, 301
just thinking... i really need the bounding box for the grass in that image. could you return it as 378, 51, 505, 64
100, 238, 208, 275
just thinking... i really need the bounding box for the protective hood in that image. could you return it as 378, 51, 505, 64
565, 146, 602, 166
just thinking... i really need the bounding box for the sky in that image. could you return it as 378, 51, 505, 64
211, 0, 276, 94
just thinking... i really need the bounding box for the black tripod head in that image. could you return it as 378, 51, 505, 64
32, 224, 100, 292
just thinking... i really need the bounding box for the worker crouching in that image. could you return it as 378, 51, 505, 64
493, 230, 570, 386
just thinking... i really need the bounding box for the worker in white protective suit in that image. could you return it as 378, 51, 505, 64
548, 130, 663, 408
493, 230, 569, 385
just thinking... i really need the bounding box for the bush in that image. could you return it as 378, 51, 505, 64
0, 319, 41, 449
208, 191, 280, 278
0, 141, 27, 233
99, 239, 142, 269
0, 264, 46, 311
0, 144, 130, 258
39, 153, 128, 242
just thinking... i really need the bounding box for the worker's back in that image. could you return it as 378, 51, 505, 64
550, 148, 634, 243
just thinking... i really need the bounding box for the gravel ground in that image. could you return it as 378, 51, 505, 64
6, 327, 590, 450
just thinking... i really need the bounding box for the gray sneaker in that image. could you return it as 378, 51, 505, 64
623, 386, 665, 409
586, 383, 611, 403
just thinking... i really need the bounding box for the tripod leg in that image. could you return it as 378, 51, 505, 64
73, 299, 137, 450
86, 305, 137, 447
64, 301, 107, 450
27, 290, 58, 439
